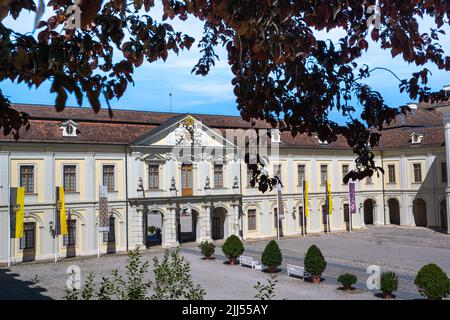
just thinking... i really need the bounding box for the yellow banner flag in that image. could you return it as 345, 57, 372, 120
15, 187, 25, 238
326, 180, 333, 215
303, 180, 309, 218
57, 187, 68, 235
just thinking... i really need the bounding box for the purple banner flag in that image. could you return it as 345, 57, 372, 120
99, 186, 109, 232
349, 182, 356, 214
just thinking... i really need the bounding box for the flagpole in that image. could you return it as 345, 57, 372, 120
97, 223, 100, 258
7, 187, 11, 268
54, 205, 57, 263
97, 185, 101, 258
302, 204, 306, 237
276, 182, 280, 240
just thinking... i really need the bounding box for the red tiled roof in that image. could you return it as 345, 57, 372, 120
1, 103, 446, 149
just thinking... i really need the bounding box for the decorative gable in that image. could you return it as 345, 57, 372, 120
59, 120, 78, 137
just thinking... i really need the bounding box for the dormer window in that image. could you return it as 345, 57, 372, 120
270, 129, 281, 143
410, 132, 424, 144
315, 135, 328, 145
59, 120, 78, 137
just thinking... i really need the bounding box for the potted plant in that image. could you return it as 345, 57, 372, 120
304, 245, 327, 284
415, 263, 450, 300
380, 271, 398, 299
199, 241, 215, 260
222, 235, 245, 265
337, 273, 357, 291
261, 240, 283, 273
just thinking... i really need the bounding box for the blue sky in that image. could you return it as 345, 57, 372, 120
2, 6, 449, 121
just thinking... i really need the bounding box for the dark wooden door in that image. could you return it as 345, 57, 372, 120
212, 217, 221, 240
181, 164, 193, 196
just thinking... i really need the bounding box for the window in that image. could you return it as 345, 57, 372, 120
343, 203, 350, 223
320, 165, 328, 185
247, 209, 256, 231
103, 216, 116, 243
214, 164, 224, 188
20, 222, 35, 250
63, 219, 76, 246
342, 165, 349, 184
20, 166, 34, 193
298, 206, 304, 227
103, 165, 115, 192
63, 165, 77, 192
148, 164, 159, 190
388, 165, 396, 183
247, 168, 254, 187
366, 175, 373, 184
273, 208, 279, 229
413, 163, 422, 183
442, 162, 447, 183
297, 165, 305, 186
274, 164, 282, 179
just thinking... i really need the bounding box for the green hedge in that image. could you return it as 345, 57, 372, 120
415, 263, 450, 299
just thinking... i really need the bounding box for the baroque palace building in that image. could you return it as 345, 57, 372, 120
1, 95, 450, 263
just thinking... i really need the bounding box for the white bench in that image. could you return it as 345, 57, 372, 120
240, 256, 260, 269
287, 264, 310, 280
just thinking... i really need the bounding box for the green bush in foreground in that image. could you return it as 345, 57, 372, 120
415, 263, 450, 300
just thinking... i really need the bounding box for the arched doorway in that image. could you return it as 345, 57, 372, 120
145, 210, 163, 247
178, 208, 199, 243
388, 198, 400, 225
440, 200, 447, 230
363, 199, 375, 225
211, 207, 228, 240
413, 198, 427, 227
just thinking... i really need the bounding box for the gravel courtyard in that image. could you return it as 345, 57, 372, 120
1, 226, 449, 300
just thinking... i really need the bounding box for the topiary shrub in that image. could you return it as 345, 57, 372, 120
222, 235, 244, 265
199, 241, 215, 259
337, 273, 357, 290
261, 240, 283, 272
304, 245, 327, 284
415, 263, 450, 299
380, 272, 398, 299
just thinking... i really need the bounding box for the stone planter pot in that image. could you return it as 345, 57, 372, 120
343, 284, 352, 291
311, 275, 321, 284
204, 255, 212, 260
267, 266, 277, 273
229, 257, 238, 265
383, 292, 393, 299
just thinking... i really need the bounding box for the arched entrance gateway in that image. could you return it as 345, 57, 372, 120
211, 207, 228, 240
145, 210, 163, 247
413, 198, 427, 227
388, 198, 400, 225
363, 199, 375, 225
